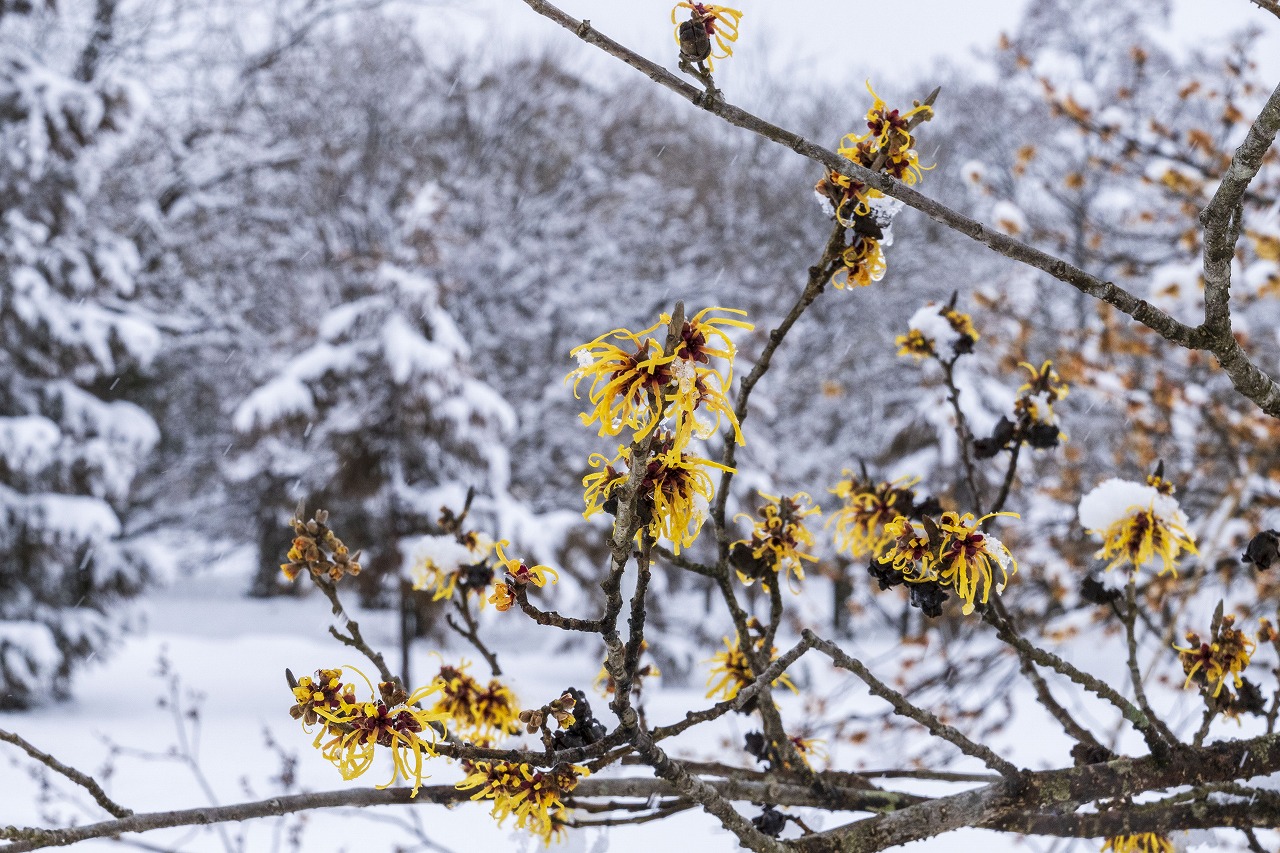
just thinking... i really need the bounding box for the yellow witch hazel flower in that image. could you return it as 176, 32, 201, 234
731, 491, 821, 591
671, 3, 742, 70
287, 666, 449, 798
582, 430, 731, 554
827, 473, 924, 559
566, 317, 674, 441
493, 540, 559, 589
895, 300, 979, 362
1174, 613, 1257, 700
430, 662, 521, 740
457, 760, 586, 845
877, 511, 1019, 616
566, 307, 751, 447
816, 82, 934, 225
409, 531, 494, 601
1102, 833, 1174, 853
706, 627, 797, 702
830, 235, 887, 290
1078, 476, 1198, 577
814, 82, 934, 290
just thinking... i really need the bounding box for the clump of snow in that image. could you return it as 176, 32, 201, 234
0, 622, 61, 692
0, 416, 60, 476
907, 304, 965, 361
1243, 261, 1279, 296
1078, 478, 1186, 534
812, 188, 835, 218
233, 376, 315, 433
961, 159, 987, 187
382, 314, 452, 384
406, 534, 483, 587
991, 200, 1028, 236
22, 493, 122, 543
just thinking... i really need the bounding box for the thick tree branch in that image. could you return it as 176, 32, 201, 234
792, 731, 1280, 851
1200, 79, 1280, 328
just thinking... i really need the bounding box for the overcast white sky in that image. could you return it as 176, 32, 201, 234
431, 1, 1280, 92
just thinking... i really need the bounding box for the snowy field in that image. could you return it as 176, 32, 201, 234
3, 549, 1267, 852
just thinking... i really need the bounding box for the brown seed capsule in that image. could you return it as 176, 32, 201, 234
678, 17, 711, 63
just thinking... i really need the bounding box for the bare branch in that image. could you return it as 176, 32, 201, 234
0, 729, 132, 819
803, 631, 1021, 777
1200, 79, 1280, 336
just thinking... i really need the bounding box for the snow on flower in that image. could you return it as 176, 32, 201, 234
1078, 478, 1197, 576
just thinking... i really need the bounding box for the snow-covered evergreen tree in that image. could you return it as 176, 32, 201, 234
0, 2, 162, 707
229, 182, 514, 603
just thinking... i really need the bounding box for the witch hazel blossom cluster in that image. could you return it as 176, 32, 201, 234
1078, 476, 1198, 576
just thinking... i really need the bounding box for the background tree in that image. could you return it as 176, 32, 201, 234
0, 0, 162, 707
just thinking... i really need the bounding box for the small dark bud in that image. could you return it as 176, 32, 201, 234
550, 687, 606, 750
1242, 530, 1280, 571
992, 416, 1017, 445
1230, 678, 1267, 717
677, 17, 711, 63
850, 213, 885, 241
602, 496, 618, 516
752, 805, 787, 838
911, 494, 943, 518
953, 334, 976, 356
973, 436, 1003, 459
1026, 422, 1061, 449
731, 541, 773, 583
909, 582, 948, 618
1070, 742, 1116, 766
461, 562, 495, 591
744, 731, 769, 763
867, 559, 904, 590
1079, 573, 1121, 605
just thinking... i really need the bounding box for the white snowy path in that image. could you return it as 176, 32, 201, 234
0, 554, 1252, 851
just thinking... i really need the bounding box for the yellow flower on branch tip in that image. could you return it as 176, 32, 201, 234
457, 760, 586, 845
732, 491, 821, 591
430, 662, 521, 739
566, 322, 672, 441
488, 581, 515, 612
828, 475, 919, 559
831, 236, 887, 289
568, 307, 749, 448
1174, 615, 1257, 699
1093, 504, 1197, 576
705, 632, 797, 702
1017, 360, 1069, 403
671, 3, 742, 70
934, 511, 1018, 615
1101, 833, 1174, 853
1079, 478, 1197, 576
877, 516, 937, 576
839, 81, 934, 180
895, 328, 934, 360
582, 432, 731, 555
493, 541, 558, 588
291, 666, 449, 798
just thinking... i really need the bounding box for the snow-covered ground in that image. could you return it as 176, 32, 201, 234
0, 548, 1268, 851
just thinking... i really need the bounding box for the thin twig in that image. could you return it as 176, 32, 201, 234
1120, 578, 1178, 745
804, 631, 1021, 777
940, 356, 985, 509
0, 729, 132, 819
444, 595, 502, 676
314, 578, 398, 687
